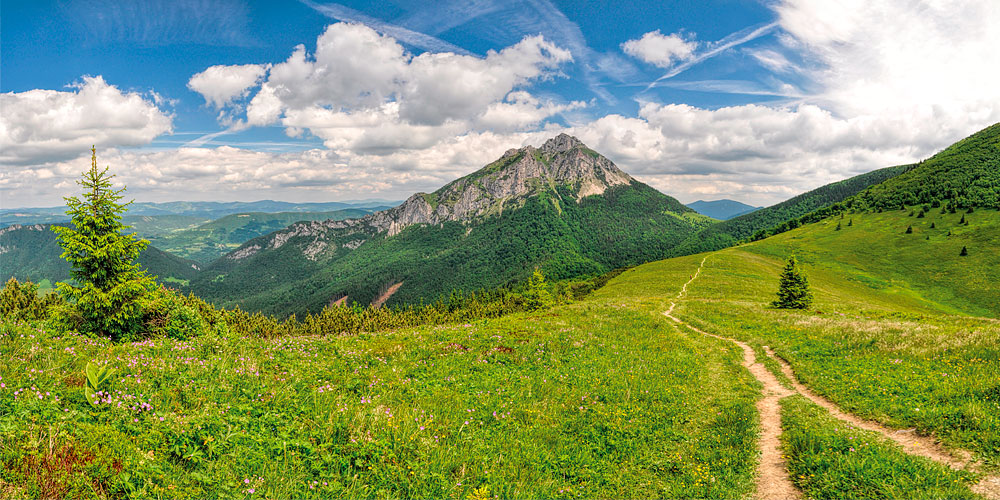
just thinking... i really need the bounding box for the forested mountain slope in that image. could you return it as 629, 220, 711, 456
669, 165, 912, 256
0, 224, 200, 290
190, 134, 713, 317
146, 209, 371, 263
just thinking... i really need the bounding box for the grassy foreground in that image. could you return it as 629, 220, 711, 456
1, 285, 758, 498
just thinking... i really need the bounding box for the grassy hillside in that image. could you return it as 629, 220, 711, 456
1, 276, 761, 498
0, 225, 201, 291
670, 165, 912, 256
597, 209, 1000, 459
148, 210, 371, 263
192, 183, 714, 317
123, 215, 210, 237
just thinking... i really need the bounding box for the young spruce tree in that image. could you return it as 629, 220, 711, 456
772, 256, 812, 309
52, 147, 155, 341
523, 268, 555, 311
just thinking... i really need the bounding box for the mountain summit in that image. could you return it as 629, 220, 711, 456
224, 134, 641, 260
368, 134, 634, 236
193, 134, 710, 315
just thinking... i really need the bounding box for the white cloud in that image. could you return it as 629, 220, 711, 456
0, 76, 173, 165
747, 48, 794, 73
0, 132, 552, 207
621, 30, 696, 68
188, 64, 269, 108
231, 23, 574, 150
10, 1, 997, 209
776, 0, 1000, 121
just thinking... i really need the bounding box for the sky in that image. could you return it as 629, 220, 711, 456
2, 0, 998, 208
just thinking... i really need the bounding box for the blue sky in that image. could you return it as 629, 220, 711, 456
2, 0, 998, 207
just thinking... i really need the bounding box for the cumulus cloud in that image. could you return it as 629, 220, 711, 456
11, 1, 997, 209
597, 0, 1000, 204
228, 23, 574, 148
0, 76, 173, 165
188, 64, 270, 108
621, 30, 696, 68
0, 131, 555, 207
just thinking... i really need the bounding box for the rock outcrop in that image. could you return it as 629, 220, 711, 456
221, 134, 636, 261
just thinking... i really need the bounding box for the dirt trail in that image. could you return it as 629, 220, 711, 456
665, 256, 1000, 500
665, 258, 801, 500
764, 346, 1000, 499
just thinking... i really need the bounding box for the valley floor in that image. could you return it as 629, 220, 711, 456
2, 210, 999, 498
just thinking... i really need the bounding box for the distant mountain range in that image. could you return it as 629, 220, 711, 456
0, 199, 398, 227
686, 199, 761, 220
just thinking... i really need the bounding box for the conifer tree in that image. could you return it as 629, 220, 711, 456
960, 246, 968, 256
772, 256, 812, 309
847, 219, 853, 227
835, 221, 842, 231
930, 222, 936, 229
51, 147, 155, 341
523, 268, 554, 311
960, 214, 966, 224
905, 225, 913, 234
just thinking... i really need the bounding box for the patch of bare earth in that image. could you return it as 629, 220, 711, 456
371, 282, 403, 308
666, 308, 800, 499
665, 257, 801, 499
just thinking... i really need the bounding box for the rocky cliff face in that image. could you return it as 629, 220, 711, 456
223, 134, 636, 261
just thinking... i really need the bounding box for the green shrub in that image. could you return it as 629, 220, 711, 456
0, 277, 63, 321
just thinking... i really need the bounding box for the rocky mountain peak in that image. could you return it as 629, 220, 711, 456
540, 133, 584, 154
231, 134, 640, 259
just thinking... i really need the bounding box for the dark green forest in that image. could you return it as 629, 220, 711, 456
850, 123, 1000, 210
668, 164, 914, 257
0, 225, 200, 288
756, 123, 1000, 240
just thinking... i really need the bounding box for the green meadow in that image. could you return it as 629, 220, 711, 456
2, 210, 997, 498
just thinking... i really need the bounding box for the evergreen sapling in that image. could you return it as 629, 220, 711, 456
51, 147, 156, 341
772, 256, 813, 309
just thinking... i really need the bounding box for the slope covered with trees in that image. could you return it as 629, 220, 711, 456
755, 123, 1000, 240
669, 165, 913, 256
0, 224, 200, 290
850, 123, 1000, 210
190, 135, 713, 317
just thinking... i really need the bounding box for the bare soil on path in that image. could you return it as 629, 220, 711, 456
663, 255, 1000, 500
664, 257, 801, 500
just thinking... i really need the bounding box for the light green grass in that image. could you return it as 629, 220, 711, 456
612, 210, 1000, 467
1, 292, 759, 498
780, 395, 978, 499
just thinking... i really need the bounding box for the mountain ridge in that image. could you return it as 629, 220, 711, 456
224, 133, 677, 263
192, 134, 708, 316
